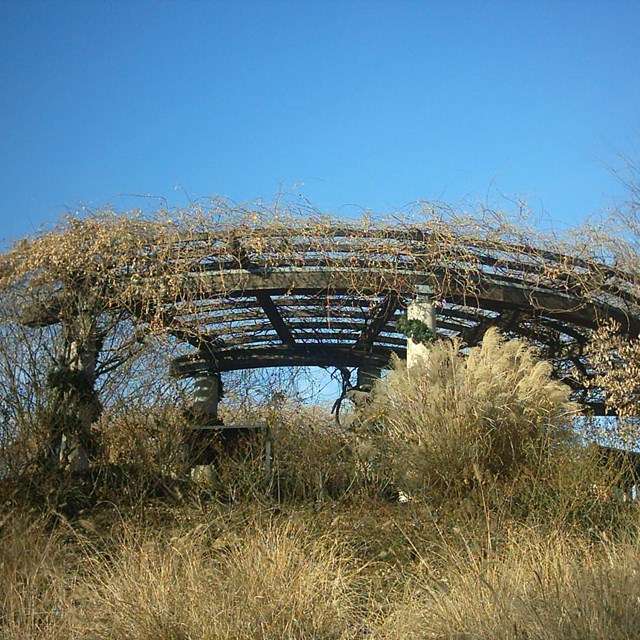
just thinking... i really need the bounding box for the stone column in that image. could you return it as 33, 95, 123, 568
192, 374, 221, 420
188, 373, 222, 484
356, 362, 382, 393
344, 363, 382, 409
49, 311, 101, 471
407, 285, 436, 369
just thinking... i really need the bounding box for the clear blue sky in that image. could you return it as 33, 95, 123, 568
1, 0, 639, 247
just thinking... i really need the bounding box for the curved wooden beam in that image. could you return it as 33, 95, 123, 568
171, 343, 401, 376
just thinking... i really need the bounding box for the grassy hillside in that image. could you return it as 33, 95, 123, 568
2, 331, 640, 639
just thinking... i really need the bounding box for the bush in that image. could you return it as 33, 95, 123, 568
97, 402, 187, 476
358, 328, 577, 496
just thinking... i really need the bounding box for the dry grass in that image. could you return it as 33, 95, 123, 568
268, 406, 359, 501
97, 403, 187, 476
359, 328, 577, 498
2, 515, 366, 640
205, 403, 361, 503
3, 325, 640, 639
375, 528, 640, 640
3, 504, 640, 640
0, 516, 72, 639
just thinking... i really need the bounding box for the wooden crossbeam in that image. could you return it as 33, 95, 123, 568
460, 308, 523, 346
357, 291, 400, 347
460, 319, 491, 346
255, 292, 296, 347
172, 343, 399, 376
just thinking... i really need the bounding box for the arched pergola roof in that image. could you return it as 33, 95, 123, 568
160, 223, 640, 411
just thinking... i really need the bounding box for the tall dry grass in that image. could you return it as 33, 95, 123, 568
359, 328, 578, 498
3, 506, 640, 640
375, 527, 640, 640
96, 402, 187, 477
68, 518, 364, 640
4, 327, 640, 639
268, 406, 359, 501
0, 516, 72, 639
210, 403, 361, 502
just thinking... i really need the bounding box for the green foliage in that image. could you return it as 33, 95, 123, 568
395, 315, 435, 345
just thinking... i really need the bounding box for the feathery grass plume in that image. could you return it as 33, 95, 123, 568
359, 328, 578, 496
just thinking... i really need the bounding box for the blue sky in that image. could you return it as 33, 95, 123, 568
1, 0, 639, 247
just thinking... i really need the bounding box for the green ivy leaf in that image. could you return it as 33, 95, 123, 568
396, 315, 435, 345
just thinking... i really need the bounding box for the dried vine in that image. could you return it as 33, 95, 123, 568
1, 198, 640, 420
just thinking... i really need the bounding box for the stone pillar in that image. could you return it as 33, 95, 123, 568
407, 285, 436, 369
49, 311, 102, 471
356, 362, 382, 393
345, 363, 382, 408
192, 374, 221, 420
188, 373, 222, 484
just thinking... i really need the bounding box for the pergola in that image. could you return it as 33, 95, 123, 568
156, 223, 640, 414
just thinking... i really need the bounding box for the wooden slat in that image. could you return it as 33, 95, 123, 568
255, 292, 296, 347
357, 291, 400, 347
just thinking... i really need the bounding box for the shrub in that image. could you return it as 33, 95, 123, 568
97, 402, 187, 476
358, 328, 577, 496
588, 319, 640, 445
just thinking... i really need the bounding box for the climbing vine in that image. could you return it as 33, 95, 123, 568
396, 316, 436, 345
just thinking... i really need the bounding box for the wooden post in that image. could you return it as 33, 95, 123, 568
345, 362, 382, 408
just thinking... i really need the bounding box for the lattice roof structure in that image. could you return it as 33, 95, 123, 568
7, 210, 640, 413
158, 222, 640, 413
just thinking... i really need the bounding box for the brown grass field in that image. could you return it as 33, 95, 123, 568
2, 332, 640, 639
